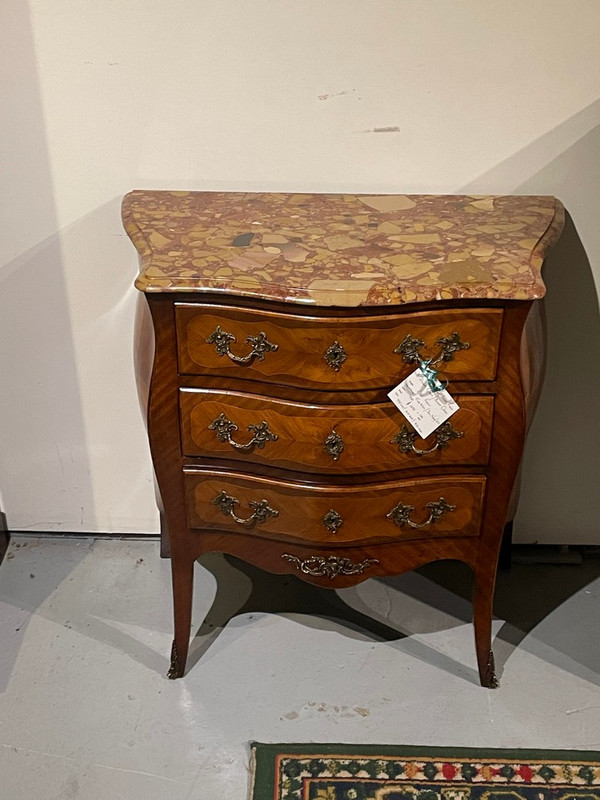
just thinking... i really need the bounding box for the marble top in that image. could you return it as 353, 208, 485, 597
123, 191, 564, 306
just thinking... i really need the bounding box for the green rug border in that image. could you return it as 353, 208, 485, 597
250, 742, 600, 800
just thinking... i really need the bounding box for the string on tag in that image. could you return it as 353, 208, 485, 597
418, 359, 447, 392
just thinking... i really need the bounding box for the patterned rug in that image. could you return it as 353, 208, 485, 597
249, 743, 600, 800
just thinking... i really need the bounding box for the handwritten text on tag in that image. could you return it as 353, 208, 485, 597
387, 368, 459, 440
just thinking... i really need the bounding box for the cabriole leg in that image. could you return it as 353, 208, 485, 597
473, 563, 499, 688
167, 554, 194, 679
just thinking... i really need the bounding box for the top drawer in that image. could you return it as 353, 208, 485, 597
176, 304, 503, 390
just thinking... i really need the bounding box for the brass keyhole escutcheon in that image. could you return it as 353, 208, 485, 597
324, 341, 347, 371
322, 509, 343, 534
324, 430, 344, 461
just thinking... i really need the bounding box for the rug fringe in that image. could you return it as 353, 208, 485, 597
247, 744, 258, 800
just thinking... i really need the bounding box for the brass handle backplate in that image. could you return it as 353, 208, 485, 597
391, 421, 464, 455
394, 331, 470, 366
213, 490, 279, 526
206, 325, 278, 364
208, 413, 278, 452
282, 553, 379, 579
387, 497, 456, 529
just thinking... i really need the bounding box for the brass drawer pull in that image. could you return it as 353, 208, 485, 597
323, 430, 344, 460
394, 331, 470, 366
208, 413, 278, 452
391, 422, 464, 455
213, 490, 279, 526
206, 325, 278, 364
282, 554, 379, 579
387, 497, 456, 529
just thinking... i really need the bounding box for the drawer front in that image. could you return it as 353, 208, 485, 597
180, 389, 494, 472
176, 304, 503, 388
184, 471, 485, 544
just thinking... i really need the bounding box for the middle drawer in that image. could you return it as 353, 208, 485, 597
180, 389, 494, 473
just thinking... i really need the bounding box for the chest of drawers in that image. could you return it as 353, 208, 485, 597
124, 191, 564, 687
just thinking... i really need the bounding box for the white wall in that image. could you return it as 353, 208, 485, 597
1, 0, 599, 541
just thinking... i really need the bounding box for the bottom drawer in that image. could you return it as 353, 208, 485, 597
184, 470, 485, 545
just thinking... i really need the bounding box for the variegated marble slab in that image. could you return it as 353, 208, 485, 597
123, 191, 564, 306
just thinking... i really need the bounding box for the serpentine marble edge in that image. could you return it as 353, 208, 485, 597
122, 191, 564, 306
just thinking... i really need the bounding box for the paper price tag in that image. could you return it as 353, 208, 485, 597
387, 368, 459, 440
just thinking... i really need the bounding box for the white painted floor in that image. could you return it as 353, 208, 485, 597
0, 536, 598, 799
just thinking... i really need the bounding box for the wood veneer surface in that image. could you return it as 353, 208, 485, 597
184, 470, 485, 544
180, 390, 494, 472
176, 304, 502, 386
